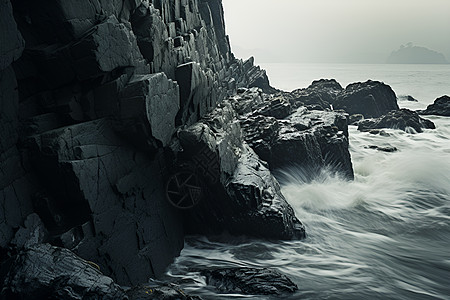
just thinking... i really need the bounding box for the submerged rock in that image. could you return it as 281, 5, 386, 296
333, 80, 399, 118
419, 95, 450, 116
367, 145, 398, 153
358, 108, 435, 133
200, 268, 298, 295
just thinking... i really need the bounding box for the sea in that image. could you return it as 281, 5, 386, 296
165, 63, 450, 299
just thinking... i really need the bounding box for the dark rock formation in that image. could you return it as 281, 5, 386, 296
419, 95, 450, 116
232, 89, 354, 179
358, 108, 436, 133
200, 267, 298, 295
0, 244, 127, 300
27, 118, 184, 285
176, 100, 305, 239
366, 145, 398, 153
127, 283, 202, 300
0, 0, 290, 292
333, 80, 399, 118
287, 79, 343, 110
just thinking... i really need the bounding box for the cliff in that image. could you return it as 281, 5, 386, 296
0, 0, 287, 287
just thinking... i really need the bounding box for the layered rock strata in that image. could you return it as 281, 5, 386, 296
0, 0, 299, 290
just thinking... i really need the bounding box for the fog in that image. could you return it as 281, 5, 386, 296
222, 0, 450, 63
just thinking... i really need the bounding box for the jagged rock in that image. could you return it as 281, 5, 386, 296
0, 244, 127, 300
235, 90, 354, 179
118, 72, 180, 147
255, 96, 292, 119
0, 0, 24, 70
28, 119, 184, 285
177, 101, 305, 239
242, 57, 278, 94
200, 268, 298, 295
176, 62, 217, 126
126, 283, 202, 300
287, 79, 343, 110
10, 213, 48, 249
419, 95, 450, 116
358, 108, 436, 133
333, 80, 399, 118
70, 15, 148, 80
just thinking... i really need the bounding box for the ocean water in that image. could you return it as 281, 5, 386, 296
166, 64, 450, 299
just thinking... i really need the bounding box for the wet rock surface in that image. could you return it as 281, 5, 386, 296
419, 95, 450, 116
126, 283, 202, 300
357, 108, 436, 133
333, 80, 399, 118
176, 100, 306, 239
287, 79, 343, 110
233, 88, 354, 179
0, 244, 127, 300
200, 267, 298, 295
1, 0, 280, 289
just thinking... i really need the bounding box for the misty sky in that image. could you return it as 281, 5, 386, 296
222, 0, 450, 63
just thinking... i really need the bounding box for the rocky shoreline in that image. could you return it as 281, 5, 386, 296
0, 0, 446, 298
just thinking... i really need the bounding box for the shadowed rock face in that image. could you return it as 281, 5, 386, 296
176, 100, 306, 239
0, 0, 294, 290
0, 244, 128, 300
419, 95, 450, 116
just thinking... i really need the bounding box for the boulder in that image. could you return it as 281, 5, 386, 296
235, 90, 354, 179
358, 108, 436, 133
177, 101, 305, 239
419, 95, 450, 116
333, 80, 399, 118
287, 79, 343, 110
0, 244, 127, 300
200, 268, 298, 295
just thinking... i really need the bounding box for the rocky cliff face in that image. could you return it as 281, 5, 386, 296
0, 0, 291, 287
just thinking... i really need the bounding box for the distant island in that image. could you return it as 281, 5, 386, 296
387, 43, 448, 64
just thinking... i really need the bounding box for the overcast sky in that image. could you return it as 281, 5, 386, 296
222, 0, 450, 63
